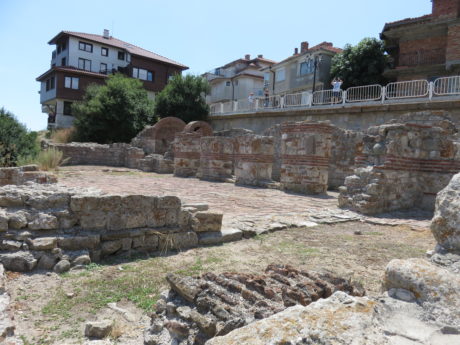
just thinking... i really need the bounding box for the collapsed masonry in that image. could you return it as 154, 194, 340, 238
143, 264, 365, 345
0, 183, 240, 273
0, 165, 57, 187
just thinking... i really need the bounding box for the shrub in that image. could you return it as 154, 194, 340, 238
154, 74, 210, 123
72, 74, 156, 144
18, 148, 68, 171
0, 107, 39, 167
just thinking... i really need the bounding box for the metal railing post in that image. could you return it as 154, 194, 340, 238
309, 92, 314, 107
255, 99, 259, 111
220, 103, 224, 114
233, 101, 237, 112
342, 90, 346, 105
381, 86, 386, 104
429, 81, 434, 100
280, 96, 285, 108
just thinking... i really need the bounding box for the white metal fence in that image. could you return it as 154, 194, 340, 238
346, 84, 382, 103
386, 80, 429, 99
209, 76, 460, 115
434, 76, 460, 95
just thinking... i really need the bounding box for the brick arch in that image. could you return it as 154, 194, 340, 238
132, 117, 186, 154
183, 121, 213, 136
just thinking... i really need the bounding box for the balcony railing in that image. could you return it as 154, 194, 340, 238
209, 76, 460, 115
399, 50, 445, 67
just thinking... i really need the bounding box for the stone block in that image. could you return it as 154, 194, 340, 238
27, 237, 57, 250
0, 251, 37, 272
27, 213, 58, 230
58, 235, 100, 250
132, 235, 145, 248
37, 253, 58, 270
159, 232, 198, 251
143, 234, 159, 250
0, 193, 23, 207
198, 229, 243, 245
0, 240, 22, 251
0, 211, 8, 231
194, 212, 223, 232
121, 238, 132, 251
101, 240, 122, 256
158, 196, 181, 210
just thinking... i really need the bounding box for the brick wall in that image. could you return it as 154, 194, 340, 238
280, 121, 333, 194
446, 23, 460, 63
173, 133, 202, 177
432, 0, 460, 19
198, 137, 235, 182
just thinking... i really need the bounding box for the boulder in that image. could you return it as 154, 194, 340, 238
0, 251, 37, 272
84, 320, 113, 339
431, 172, 460, 252
53, 259, 71, 273
27, 237, 57, 251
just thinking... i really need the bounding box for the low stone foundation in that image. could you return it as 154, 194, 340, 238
0, 165, 57, 187
280, 121, 333, 194
0, 184, 226, 272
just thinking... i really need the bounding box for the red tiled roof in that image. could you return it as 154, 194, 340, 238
36, 66, 108, 81
49, 31, 188, 69
274, 43, 342, 66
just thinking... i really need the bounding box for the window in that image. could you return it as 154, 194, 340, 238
64, 76, 79, 89
264, 72, 270, 87
101, 47, 108, 56
300, 61, 313, 76
61, 57, 66, 66
275, 68, 285, 82
78, 41, 93, 53
225, 81, 231, 86
63, 101, 73, 116
78, 58, 91, 71
118, 51, 125, 60
45, 77, 55, 91
132, 67, 154, 81
100, 63, 107, 73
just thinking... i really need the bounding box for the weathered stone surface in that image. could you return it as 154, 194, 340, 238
150, 265, 366, 345
53, 259, 71, 273
159, 232, 198, 250
72, 254, 91, 266
84, 320, 113, 339
27, 213, 58, 230
0, 251, 37, 272
27, 237, 57, 250
195, 212, 223, 232
198, 229, 243, 245
0, 165, 57, 187
0, 240, 22, 251
7, 212, 28, 230
37, 253, 58, 270
101, 240, 122, 256
0, 211, 7, 232
431, 172, 460, 252
58, 235, 100, 250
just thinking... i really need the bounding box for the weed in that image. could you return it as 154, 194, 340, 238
50, 128, 75, 143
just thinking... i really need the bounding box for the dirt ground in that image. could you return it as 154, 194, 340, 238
8, 221, 435, 345
6, 166, 436, 344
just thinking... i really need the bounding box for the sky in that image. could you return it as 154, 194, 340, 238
0, 0, 432, 131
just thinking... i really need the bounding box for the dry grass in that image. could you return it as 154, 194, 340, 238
50, 128, 75, 143
19, 147, 69, 171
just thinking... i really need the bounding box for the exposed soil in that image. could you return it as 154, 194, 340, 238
8, 221, 435, 345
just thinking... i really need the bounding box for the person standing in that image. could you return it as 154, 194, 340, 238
248, 92, 255, 110
331, 78, 343, 104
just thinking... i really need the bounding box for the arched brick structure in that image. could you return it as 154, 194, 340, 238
183, 121, 213, 137
132, 117, 186, 154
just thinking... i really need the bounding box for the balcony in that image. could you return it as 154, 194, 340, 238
398, 50, 445, 68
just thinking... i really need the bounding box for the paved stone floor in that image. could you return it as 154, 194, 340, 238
58, 166, 433, 235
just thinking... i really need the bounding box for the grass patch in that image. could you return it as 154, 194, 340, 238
18, 147, 68, 171
277, 241, 320, 257
50, 128, 75, 143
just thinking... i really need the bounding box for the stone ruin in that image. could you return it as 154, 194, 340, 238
0, 183, 232, 273
144, 264, 365, 345
0, 165, 57, 186
339, 119, 460, 214
142, 173, 460, 345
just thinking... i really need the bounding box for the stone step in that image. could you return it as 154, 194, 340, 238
198, 228, 242, 245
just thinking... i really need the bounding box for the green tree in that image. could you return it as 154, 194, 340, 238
0, 107, 38, 167
73, 74, 156, 143
154, 74, 210, 123
330, 38, 389, 89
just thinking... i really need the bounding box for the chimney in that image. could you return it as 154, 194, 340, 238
294, 48, 299, 55
245, 54, 251, 60
301, 41, 309, 53
103, 29, 110, 39
258, 54, 263, 58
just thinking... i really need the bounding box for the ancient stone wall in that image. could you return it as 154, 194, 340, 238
198, 137, 235, 182
173, 133, 202, 177
280, 121, 333, 194
131, 117, 186, 155
0, 165, 57, 186
0, 184, 225, 272
339, 122, 460, 214
234, 135, 274, 186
